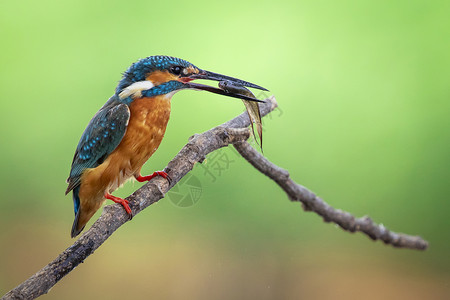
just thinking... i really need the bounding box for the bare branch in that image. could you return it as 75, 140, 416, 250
1, 96, 278, 300
2, 95, 427, 300
233, 141, 429, 250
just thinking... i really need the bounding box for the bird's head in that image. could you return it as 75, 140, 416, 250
116, 55, 267, 103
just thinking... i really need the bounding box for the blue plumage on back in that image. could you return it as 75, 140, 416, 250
66, 55, 268, 238
65, 96, 130, 195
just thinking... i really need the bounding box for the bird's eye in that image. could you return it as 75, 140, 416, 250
169, 66, 183, 75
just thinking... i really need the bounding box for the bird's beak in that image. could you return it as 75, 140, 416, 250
185, 70, 268, 103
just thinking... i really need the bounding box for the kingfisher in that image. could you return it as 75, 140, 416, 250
66, 55, 268, 238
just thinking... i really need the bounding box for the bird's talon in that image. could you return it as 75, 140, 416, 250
166, 174, 173, 185
156, 171, 172, 185
136, 171, 171, 184
67, 56, 267, 237
105, 193, 132, 216
157, 171, 171, 183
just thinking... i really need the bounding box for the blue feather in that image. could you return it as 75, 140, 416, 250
142, 81, 185, 97
70, 185, 83, 237
65, 95, 130, 194
116, 55, 197, 94
73, 186, 80, 216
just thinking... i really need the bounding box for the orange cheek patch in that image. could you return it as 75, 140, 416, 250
146, 70, 179, 85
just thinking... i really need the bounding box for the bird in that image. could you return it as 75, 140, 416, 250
66, 55, 268, 238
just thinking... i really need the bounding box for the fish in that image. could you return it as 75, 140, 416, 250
218, 80, 263, 150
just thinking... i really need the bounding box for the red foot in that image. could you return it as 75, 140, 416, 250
105, 193, 132, 216
136, 171, 170, 183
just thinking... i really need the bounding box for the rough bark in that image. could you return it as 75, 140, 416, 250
234, 141, 428, 250
2, 96, 428, 300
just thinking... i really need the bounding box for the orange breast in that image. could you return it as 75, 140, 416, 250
79, 95, 171, 203
114, 95, 171, 175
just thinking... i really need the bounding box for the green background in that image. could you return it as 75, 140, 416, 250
1, 0, 449, 299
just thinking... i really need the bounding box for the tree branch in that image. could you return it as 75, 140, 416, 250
233, 141, 429, 250
2, 95, 428, 300
1, 96, 277, 300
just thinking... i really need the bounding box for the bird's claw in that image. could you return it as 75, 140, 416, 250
105, 193, 133, 218
161, 171, 173, 186
136, 171, 172, 185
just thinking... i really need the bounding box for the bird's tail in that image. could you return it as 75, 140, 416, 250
71, 186, 85, 238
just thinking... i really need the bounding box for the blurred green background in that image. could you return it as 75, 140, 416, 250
1, 0, 449, 299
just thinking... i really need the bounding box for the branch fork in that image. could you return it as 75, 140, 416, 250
2, 96, 428, 300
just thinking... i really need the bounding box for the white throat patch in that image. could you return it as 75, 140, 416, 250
119, 80, 154, 99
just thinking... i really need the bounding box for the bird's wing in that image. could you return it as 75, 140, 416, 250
66, 102, 130, 194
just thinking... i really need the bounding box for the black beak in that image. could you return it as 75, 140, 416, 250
186, 70, 268, 103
